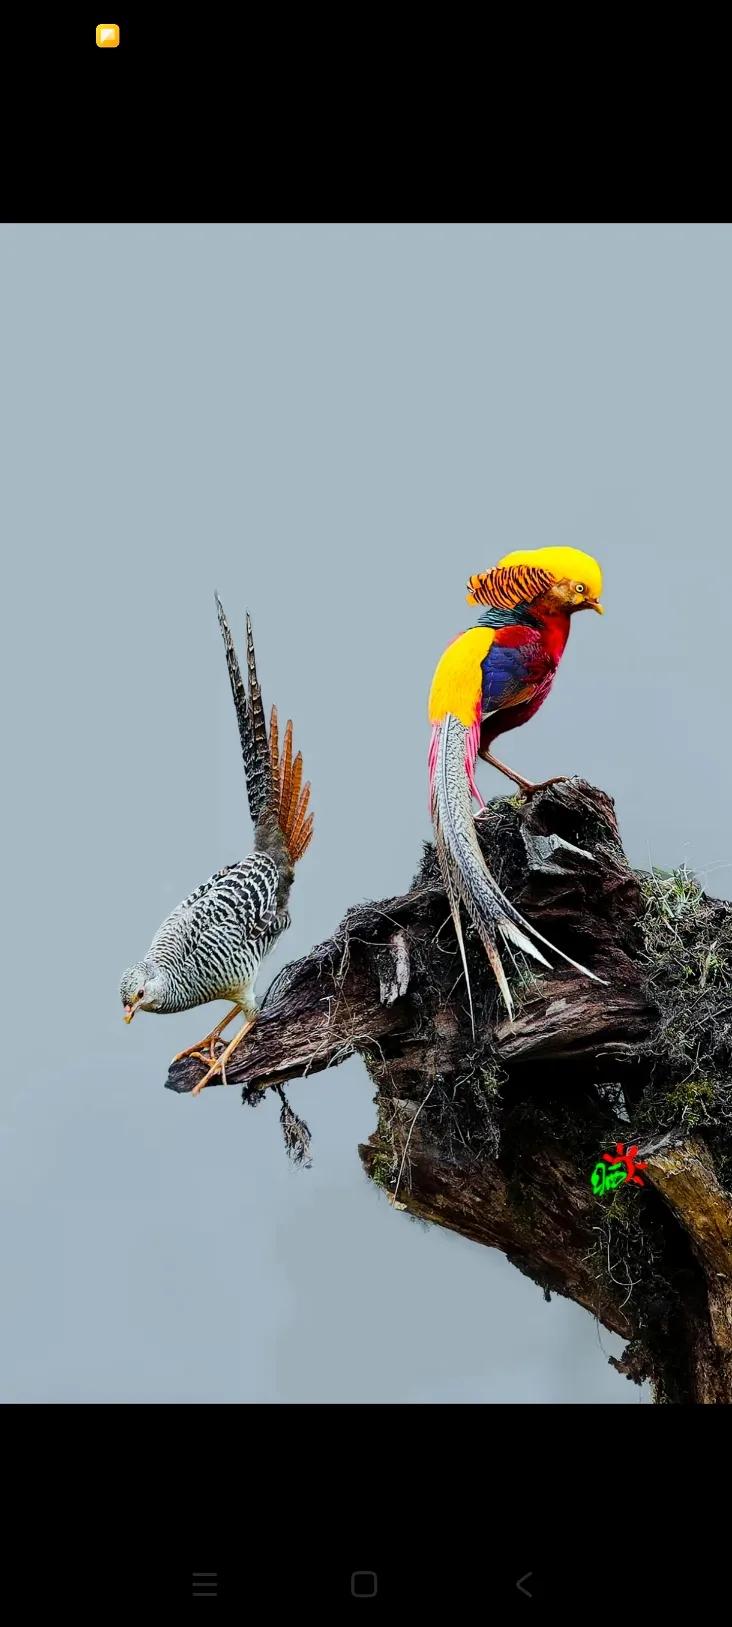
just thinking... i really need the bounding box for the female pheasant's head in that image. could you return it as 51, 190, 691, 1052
467, 546, 604, 617
120, 959, 165, 1021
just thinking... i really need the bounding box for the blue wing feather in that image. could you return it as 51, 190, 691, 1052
480, 639, 538, 715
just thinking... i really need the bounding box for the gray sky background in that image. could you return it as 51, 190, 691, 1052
1, 223, 730, 1402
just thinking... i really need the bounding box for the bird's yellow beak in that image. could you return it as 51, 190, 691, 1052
123, 999, 140, 1024
583, 599, 604, 614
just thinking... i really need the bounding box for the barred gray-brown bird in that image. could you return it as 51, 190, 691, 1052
119, 597, 314, 1095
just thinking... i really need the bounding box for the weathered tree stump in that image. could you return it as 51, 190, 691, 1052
167, 779, 732, 1403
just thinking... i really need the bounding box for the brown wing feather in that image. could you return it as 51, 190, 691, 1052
290, 812, 314, 863
268, 714, 314, 865
279, 722, 294, 826
284, 752, 303, 828
288, 783, 311, 849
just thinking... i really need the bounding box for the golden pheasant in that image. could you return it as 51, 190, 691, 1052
428, 546, 605, 1025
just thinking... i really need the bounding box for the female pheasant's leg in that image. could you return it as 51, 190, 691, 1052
172, 1005, 241, 1065
479, 746, 568, 800
191, 1017, 258, 1096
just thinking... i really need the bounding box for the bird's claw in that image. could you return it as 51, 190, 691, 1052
191, 1067, 216, 1097
188, 1016, 257, 1097
172, 1040, 219, 1065
191, 1040, 236, 1094
519, 774, 571, 802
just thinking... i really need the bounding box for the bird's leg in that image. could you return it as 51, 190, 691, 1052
479, 747, 569, 801
191, 1016, 257, 1097
172, 1005, 241, 1065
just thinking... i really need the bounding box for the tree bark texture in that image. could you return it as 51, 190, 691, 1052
167, 779, 732, 1403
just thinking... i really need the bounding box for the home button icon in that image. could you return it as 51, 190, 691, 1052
351, 1571, 378, 1598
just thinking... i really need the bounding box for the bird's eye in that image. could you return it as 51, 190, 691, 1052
575, 582, 585, 594
137, 988, 144, 999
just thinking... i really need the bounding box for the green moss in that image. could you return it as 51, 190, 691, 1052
665, 1077, 715, 1128
635, 863, 732, 1111
480, 1062, 503, 1098
640, 863, 706, 937
509, 962, 543, 1015
370, 1151, 396, 1191
639, 865, 731, 997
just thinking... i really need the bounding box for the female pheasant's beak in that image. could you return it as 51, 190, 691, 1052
123, 998, 141, 1023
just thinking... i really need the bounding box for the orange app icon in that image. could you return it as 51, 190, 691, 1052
96, 24, 120, 47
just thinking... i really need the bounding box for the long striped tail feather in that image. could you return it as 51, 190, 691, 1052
431, 712, 605, 1030
244, 611, 271, 819
215, 594, 314, 864
215, 591, 249, 767
215, 595, 272, 825
462, 887, 516, 1024
435, 825, 478, 1033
